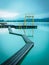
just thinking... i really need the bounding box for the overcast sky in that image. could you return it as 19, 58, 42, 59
0, 0, 49, 19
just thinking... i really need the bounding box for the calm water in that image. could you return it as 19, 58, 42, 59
21, 25, 49, 65
0, 22, 49, 65
0, 28, 25, 64
7, 22, 49, 26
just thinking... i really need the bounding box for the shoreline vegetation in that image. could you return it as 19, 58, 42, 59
0, 18, 49, 22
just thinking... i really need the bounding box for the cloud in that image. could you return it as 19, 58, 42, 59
0, 10, 19, 19
34, 13, 49, 19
